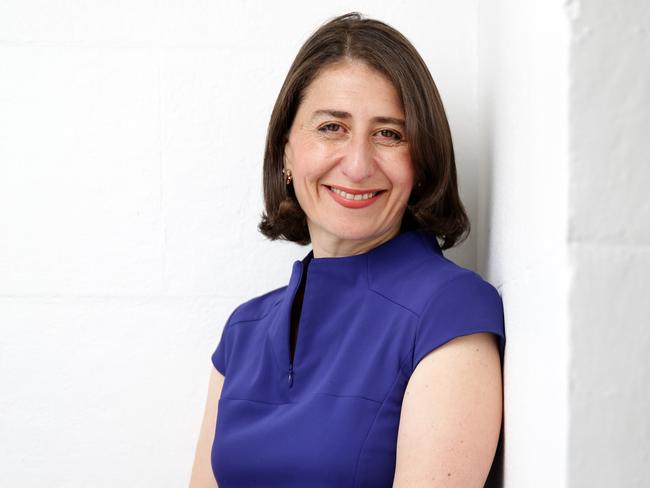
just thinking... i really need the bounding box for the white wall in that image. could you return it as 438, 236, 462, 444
568, 0, 650, 485
478, 1, 571, 486
6, 2, 646, 487
0, 2, 482, 486
479, 0, 650, 487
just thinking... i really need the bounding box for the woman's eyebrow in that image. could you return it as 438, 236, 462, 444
310, 109, 405, 127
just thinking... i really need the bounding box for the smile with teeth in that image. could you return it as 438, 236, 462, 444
328, 186, 381, 200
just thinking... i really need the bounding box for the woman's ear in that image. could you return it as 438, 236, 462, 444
283, 140, 294, 172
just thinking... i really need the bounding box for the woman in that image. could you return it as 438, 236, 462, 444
190, 12, 506, 488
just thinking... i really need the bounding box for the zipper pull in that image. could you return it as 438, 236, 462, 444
288, 362, 294, 388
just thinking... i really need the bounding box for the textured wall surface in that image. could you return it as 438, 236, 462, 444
0, 2, 482, 486
568, 0, 650, 486
479, 0, 650, 487
5, 2, 644, 487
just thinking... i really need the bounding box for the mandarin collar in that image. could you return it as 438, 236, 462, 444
303, 229, 439, 278
267, 230, 442, 380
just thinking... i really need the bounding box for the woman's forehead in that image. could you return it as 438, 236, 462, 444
299, 62, 404, 118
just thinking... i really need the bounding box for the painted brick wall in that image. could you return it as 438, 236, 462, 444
0, 3, 481, 486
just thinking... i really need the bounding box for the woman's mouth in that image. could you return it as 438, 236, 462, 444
324, 185, 386, 209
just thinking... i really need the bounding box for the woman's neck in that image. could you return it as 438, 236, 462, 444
308, 223, 402, 259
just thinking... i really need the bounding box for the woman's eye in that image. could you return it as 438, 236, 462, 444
378, 129, 402, 141
317, 124, 403, 143
319, 123, 342, 133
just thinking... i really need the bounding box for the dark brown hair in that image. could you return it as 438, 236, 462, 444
258, 12, 470, 250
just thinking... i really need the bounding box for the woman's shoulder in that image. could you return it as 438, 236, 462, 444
224, 285, 286, 330
368, 247, 498, 318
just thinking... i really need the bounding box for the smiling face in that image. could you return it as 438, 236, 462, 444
283, 60, 415, 257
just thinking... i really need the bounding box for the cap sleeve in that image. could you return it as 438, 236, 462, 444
211, 324, 228, 375
412, 272, 506, 374
211, 305, 240, 376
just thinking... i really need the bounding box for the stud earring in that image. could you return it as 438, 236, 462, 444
282, 168, 292, 185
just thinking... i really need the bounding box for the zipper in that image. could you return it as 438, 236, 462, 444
287, 253, 311, 390
288, 362, 294, 388
287, 261, 300, 391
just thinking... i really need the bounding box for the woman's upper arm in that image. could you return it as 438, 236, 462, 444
392, 332, 503, 487
189, 366, 225, 488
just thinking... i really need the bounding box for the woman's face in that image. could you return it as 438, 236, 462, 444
284, 60, 415, 257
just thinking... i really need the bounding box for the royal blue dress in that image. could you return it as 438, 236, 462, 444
210, 229, 506, 487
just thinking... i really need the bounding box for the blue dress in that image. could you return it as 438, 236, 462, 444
211, 229, 506, 487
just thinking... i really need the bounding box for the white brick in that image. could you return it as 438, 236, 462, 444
0, 46, 163, 295
0, 296, 236, 487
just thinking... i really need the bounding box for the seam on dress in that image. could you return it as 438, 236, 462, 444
367, 286, 420, 318
315, 391, 382, 404
219, 396, 295, 406
226, 298, 282, 330
365, 252, 443, 319
351, 365, 405, 488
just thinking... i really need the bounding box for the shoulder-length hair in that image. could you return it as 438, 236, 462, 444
258, 11, 470, 250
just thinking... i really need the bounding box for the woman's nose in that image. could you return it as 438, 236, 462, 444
340, 133, 375, 183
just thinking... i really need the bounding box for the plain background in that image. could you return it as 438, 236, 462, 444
1, 1, 648, 487
0, 3, 484, 486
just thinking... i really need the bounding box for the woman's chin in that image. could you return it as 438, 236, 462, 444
319, 223, 398, 246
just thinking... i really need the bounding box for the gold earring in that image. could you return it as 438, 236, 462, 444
282, 168, 292, 185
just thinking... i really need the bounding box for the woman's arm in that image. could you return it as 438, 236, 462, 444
393, 332, 503, 487
189, 367, 224, 488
